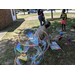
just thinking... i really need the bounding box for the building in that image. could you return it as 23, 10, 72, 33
0, 9, 17, 30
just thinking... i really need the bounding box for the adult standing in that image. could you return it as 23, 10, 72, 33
38, 9, 46, 26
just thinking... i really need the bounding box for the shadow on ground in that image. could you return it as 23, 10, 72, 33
0, 38, 16, 65
1, 20, 25, 32
31, 18, 75, 65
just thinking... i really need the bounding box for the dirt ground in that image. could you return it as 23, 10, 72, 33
0, 38, 15, 64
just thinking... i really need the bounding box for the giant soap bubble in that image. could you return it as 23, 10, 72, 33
14, 28, 50, 65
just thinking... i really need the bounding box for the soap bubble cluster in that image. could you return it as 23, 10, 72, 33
14, 28, 50, 65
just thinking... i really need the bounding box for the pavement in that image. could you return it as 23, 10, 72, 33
0, 31, 7, 40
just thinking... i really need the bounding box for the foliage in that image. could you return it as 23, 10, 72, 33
16, 9, 21, 12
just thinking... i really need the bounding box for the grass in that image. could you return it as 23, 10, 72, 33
71, 9, 75, 11
17, 12, 62, 19
0, 12, 75, 65
1, 21, 24, 40
17, 14, 37, 19
44, 12, 61, 17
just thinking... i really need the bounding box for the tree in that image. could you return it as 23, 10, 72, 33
27, 9, 30, 14
51, 9, 53, 21
27, 9, 29, 11
67, 9, 68, 13
22, 9, 25, 15
16, 9, 20, 12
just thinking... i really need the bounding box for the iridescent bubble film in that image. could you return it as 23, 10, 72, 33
14, 28, 50, 65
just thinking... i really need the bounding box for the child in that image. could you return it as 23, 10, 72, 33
36, 21, 51, 43
60, 9, 67, 31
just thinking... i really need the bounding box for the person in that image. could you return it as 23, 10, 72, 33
38, 9, 46, 26
60, 9, 67, 31
35, 21, 51, 43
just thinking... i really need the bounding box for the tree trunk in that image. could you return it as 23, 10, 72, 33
23, 10, 25, 15
67, 9, 68, 13
51, 9, 53, 21
27, 9, 30, 14
24, 10, 25, 15
22, 9, 25, 15
27, 9, 29, 11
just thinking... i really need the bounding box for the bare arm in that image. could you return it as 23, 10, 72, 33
66, 14, 67, 20
60, 14, 62, 18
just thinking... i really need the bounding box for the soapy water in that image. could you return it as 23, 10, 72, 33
14, 28, 50, 65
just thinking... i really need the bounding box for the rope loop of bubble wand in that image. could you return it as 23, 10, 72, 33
14, 28, 51, 65
39, 29, 50, 52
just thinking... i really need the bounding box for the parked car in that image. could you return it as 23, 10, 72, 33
29, 10, 37, 13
